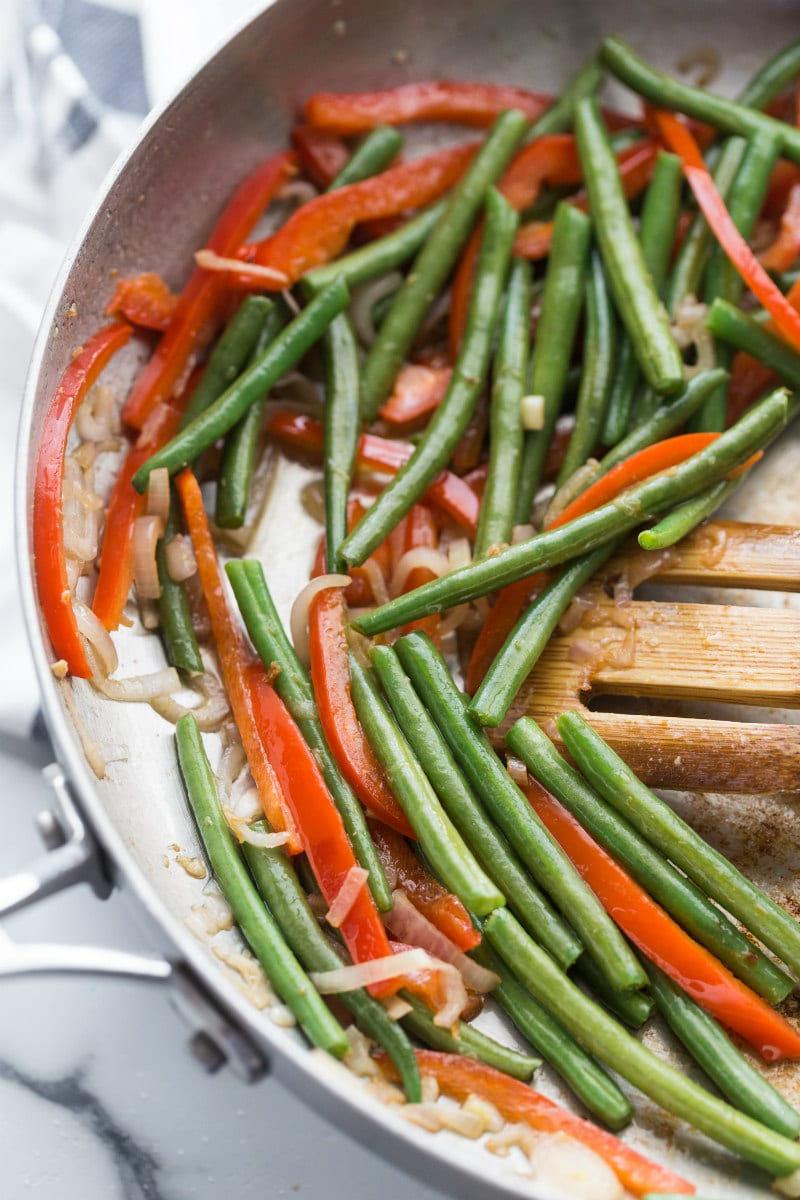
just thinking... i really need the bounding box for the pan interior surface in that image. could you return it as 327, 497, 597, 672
16, 1, 800, 1197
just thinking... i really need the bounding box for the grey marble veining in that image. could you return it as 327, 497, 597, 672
0, 741, 447, 1200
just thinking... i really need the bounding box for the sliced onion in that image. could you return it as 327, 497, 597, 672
146, 467, 170, 522
75, 601, 118, 676
391, 547, 450, 596
325, 865, 369, 928
530, 1136, 624, 1200
63, 457, 101, 564
439, 603, 470, 638
194, 248, 289, 287
75, 384, 119, 442
506, 756, 529, 789
223, 809, 291, 848
90, 661, 181, 703
278, 179, 319, 206
521, 394, 546, 431
349, 271, 404, 346
290, 574, 350, 663
361, 557, 390, 607
150, 669, 231, 731
447, 537, 471, 571
382, 996, 413, 1020
132, 514, 164, 600
311, 948, 432, 992
511, 524, 534, 545
385, 890, 499, 994
165, 533, 196, 581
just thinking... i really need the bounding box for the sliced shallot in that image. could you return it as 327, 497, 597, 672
391, 547, 450, 596
165, 533, 197, 581
132, 514, 164, 600
290, 573, 350, 663
146, 467, 171, 523
75, 600, 119, 676
325, 865, 370, 928
385, 890, 499, 994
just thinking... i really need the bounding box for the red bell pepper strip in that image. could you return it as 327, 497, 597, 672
528, 782, 800, 1061
34, 321, 133, 678
312, 496, 391, 607
369, 822, 479, 951
248, 665, 395, 972
105, 272, 179, 332
242, 142, 477, 287
175, 470, 300, 852
379, 362, 453, 425
304, 81, 553, 133
655, 109, 800, 350
290, 124, 350, 188
387, 940, 468, 1019
727, 352, 777, 426
378, 1051, 695, 1197
267, 412, 481, 536
307, 585, 414, 837
397, 503, 441, 641
760, 182, 800, 273
121, 150, 296, 430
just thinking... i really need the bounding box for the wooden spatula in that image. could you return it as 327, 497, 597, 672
503, 520, 800, 792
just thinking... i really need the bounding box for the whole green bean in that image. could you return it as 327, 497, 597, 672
575, 96, 684, 396
215, 303, 285, 528
303, 204, 445, 295
471, 942, 632, 1129
474, 257, 531, 556
174, 714, 349, 1057
515, 203, 591, 524
180, 295, 275, 429
352, 387, 791, 634
342, 188, 518, 566
156, 500, 203, 673
399, 995, 540, 1082
244, 831, 421, 1101
369, 643, 581, 967
602, 151, 683, 444
486, 907, 800, 1179
360, 109, 529, 420
507, 717, 795, 1005
225, 559, 391, 911
738, 38, 800, 108
329, 124, 403, 189
132, 277, 349, 492
394, 633, 647, 994
526, 57, 604, 138
644, 960, 800, 1139
601, 37, 800, 166
557, 249, 618, 484
707, 298, 800, 388
322, 314, 361, 571
557, 709, 800, 983
348, 652, 503, 916
574, 955, 653, 1029
470, 540, 622, 728
638, 474, 745, 550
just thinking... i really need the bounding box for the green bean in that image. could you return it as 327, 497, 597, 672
132, 278, 349, 492
738, 38, 800, 109
557, 250, 618, 484
526, 57, 604, 138
574, 955, 653, 1029
348, 652, 503, 916
352, 386, 791, 634
303, 204, 445, 295
360, 109, 529, 420
225, 559, 391, 911
399, 995, 539, 1081
507, 717, 795, 1005
575, 96, 684, 396
602, 151, 683, 445
180, 295, 275, 429
244, 830, 420, 1101
486, 907, 800, 1179
557, 709, 800, 984
472, 942, 632, 1129
474, 257, 531, 556
215, 304, 285, 529
322, 315, 361, 571
601, 37, 800, 166
394, 633, 646, 994
342, 188, 518, 566
696, 131, 782, 431
707, 297, 800, 388
638, 474, 745, 551
156, 499, 203, 673
174, 714, 349, 1057
329, 124, 403, 189
368, 643, 581, 967
644, 960, 800, 1139
470, 541, 621, 729
515, 203, 591, 524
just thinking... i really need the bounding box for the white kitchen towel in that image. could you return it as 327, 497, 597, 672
1, 0, 260, 739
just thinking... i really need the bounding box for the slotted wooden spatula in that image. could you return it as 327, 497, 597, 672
503, 520, 800, 792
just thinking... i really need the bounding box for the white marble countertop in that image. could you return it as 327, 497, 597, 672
0, 734, 447, 1200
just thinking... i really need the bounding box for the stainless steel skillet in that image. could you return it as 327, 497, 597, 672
12, 1, 800, 1196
